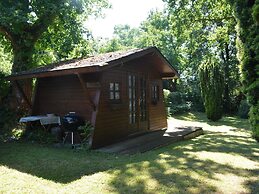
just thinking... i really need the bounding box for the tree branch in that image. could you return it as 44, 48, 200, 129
0, 25, 15, 44
29, 12, 58, 41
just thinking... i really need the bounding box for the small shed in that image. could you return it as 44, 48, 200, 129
8, 47, 179, 148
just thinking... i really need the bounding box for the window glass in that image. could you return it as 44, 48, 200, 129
129, 75, 136, 124
115, 92, 120, 99
109, 82, 120, 101
110, 92, 114, 100
110, 83, 114, 90
152, 85, 159, 102
115, 83, 119, 90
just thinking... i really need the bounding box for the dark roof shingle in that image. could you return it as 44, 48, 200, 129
8, 47, 179, 80
12, 48, 144, 76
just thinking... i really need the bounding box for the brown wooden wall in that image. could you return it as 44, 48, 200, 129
32, 74, 100, 121
92, 59, 167, 148
148, 70, 167, 131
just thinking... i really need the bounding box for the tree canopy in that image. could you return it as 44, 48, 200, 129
0, 0, 109, 73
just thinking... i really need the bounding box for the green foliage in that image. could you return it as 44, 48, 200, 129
0, 105, 17, 132
78, 121, 94, 148
113, 25, 141, 47
228, 0, 259, 141
249, 102, 259, 141
24, 129, 56, 144
0, 36, 12, 74
0, 72, 10, 104
199, 59, 224, 121
99, 38, 123, 53
98, 24, 142, 53
252, 4, 259, 24
238, 99, 250, 119
163, 90, 191, 115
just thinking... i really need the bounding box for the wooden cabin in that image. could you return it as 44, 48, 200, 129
8, 47, 179, 148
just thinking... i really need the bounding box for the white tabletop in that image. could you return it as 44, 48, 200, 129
19, 115, 61, 125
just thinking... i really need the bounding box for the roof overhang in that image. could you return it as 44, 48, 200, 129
6, 47, 179, 81
7, 65, 101, 81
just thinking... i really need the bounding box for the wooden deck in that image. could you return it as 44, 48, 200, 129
97, 126, 203, 154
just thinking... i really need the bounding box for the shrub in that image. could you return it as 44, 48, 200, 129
24, 129, 56, 144
163, 90, 191, 116
78, 121, 94, 148
0, 105, 16, 131
170, 103, 191, 114
199, 59, 224, 121
238, 100, 250, 119
249, 102, 259, 141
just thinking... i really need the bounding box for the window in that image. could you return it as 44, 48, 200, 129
128, 75, 136, 124
140, 77, 147, 121
109, 82, 120, 100
151, 85, 159, 103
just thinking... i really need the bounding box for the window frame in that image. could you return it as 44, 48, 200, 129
128, 75, 137, 124
109, 82, 121, 103
151, 84, 159, 104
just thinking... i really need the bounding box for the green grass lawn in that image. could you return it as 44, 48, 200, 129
0, 112, 258, 194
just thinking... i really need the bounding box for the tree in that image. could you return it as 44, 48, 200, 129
99, 38, 122, 53
0, 0, 109, 73
163, 0, 240, 111
199, 59, 224, 121
227, 0, 259, 140
99, 24, 141, 53
113, 24, 141, 47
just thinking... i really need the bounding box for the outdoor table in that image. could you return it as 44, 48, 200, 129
19, 115, 61, 130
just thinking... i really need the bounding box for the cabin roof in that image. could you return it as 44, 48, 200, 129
7, 47, 179, 80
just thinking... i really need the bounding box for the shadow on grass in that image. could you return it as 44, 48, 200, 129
0, 113, 258, 193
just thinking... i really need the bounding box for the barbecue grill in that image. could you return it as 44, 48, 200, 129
62, 112, 85, 146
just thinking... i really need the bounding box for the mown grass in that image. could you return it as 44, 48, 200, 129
0, 112, 258, 194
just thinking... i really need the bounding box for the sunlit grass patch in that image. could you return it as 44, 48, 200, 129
188, 151, 258, 169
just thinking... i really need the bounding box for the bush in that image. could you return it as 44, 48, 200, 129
78, 121, 94, 148
238, 100, 250, 119
249, 102, 259, 141
24, 129, 56, 144
170, 103, 191, 114
199, 59, 224, 121
163, 90, 191, 116
0, 105, 17, 131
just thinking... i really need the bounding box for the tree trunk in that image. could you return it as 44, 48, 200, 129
222, 43, 231, 114
10, 41, 35, 112
12, 43, 35, 73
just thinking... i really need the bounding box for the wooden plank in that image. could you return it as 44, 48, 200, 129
91, 89, 101, 126
77, 73, 96, 110
31, 79, 39, 115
